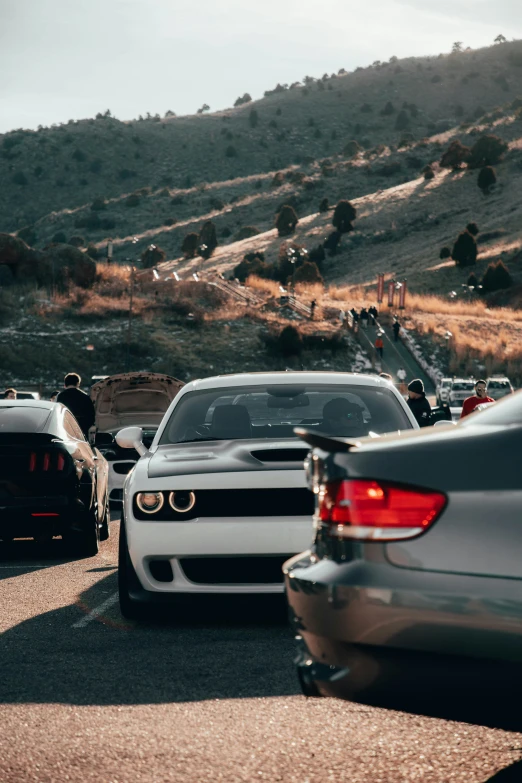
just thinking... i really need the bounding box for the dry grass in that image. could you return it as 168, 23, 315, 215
245, 276, 281, 296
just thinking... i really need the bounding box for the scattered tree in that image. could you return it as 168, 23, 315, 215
452, 42, 463, 53
452, 230, 477, 267
494, 34, 507, 44
249, 109, 258, 128
439, 247, 451, 259
466, 222, 479, 236
181, 232, 199, 259
51, 231, 67, 244
440, 139, 471, 170
467, 272, 479, 287
292, 261, 323, 286
477, 165, 497, 194
423, 164, 435, 180
197, 104, 210, 114
343, 140, 361, 158
323, 230, 341, 256
141, 244, 166, 268
225, 145, 237, 158
380, 101, 395, 116
481, 260, 512, 292
234, 93, 252, 107
68, 235, 85, 248
332, 200, 356, 233
198, 221, 218, 259
234, 226, 261, 241
468, 134, 508, 168
90, 197, 107, 211
395, 110, 410, 131
319, 198, 329, 212
275, 205, 299, 237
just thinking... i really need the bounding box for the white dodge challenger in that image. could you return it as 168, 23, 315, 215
116, 371, 417, 618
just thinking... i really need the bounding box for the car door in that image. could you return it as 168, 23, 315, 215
64, 411, 101, 516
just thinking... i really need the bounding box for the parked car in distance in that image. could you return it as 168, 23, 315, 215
486, 376, 514, 400
448, 378, 475, 407
435, 377, 452, 406
90, 373, 184, 505
15, 391, 41, 400
284, 390, 522, 703
116, 371, 418, 619
0, 400, 109, 555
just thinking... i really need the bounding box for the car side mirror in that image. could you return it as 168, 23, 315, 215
115, 426, 148, 456
433, 420, 457, 428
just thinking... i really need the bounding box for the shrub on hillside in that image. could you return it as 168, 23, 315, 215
308, 245, 326, 266
332, 200, 356, 233
466, 222, 479, 236
319, 197, 329, 212
468, 135, 508, 168
89, 159, 102, 174
264, 325, 302, 357
141, 244, 166, 268
125, 193, 141, 207
52, 231, 67, 244
225, 145, 238, 158
394, 110, 410, 130
234, 93, 252, 107
119, 168, 137, 180
323, 230, 341, 256
221, 226, 232, 238
360, 103, 373, 113
198, 221, 218, 259
439, 247, 451, 259
423, 164, 435, 180
277, 242, 309, 282
439, 139, 471, 170
380, 101, 395, 116
343, 140, 361, 158
234, 226, 261, 241
249, 109, 259, 128
86, 243, 99, 260
478, 166, 496, 194
181, 233, 199, 259
68, 235, 85, 248
90, 197, 106, 211
452, 230, 477, 267
233, 252, 268, 283
271, 171, 285, 187
165, 218, 176, 227
275, 204, 298, 237
467, 272, 479, 287
72, 149, 86, 162
481, 261, 513, 292
375, 161, 402, 177
292, 261, 323, 285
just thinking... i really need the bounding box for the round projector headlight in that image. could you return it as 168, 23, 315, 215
169, 491, 196, 514
136, 492, 164, 514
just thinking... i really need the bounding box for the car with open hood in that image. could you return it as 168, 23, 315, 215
115, 371, 418, 619
90, 373, 184, 504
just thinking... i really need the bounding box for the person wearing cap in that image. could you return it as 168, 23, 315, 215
460, 379, 494, 419
406, 379, 432, 427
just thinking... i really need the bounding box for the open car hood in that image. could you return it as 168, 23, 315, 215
91, 372, 184, 433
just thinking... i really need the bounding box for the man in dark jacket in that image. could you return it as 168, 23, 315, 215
57, 373, 96, 438
406, 379, 432, 427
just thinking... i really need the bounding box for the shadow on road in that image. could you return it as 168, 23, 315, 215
485, 761, 522, 781
0, 538, 78, 579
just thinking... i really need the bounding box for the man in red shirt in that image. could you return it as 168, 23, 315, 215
460, 379, 494, 418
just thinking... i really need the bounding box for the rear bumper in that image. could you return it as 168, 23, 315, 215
284, 552, 522, 668
0, 496, 86, 537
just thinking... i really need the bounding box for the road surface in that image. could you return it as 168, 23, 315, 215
0, 521, 521, 783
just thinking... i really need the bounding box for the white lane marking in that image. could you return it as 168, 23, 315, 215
72, 592, 119, 628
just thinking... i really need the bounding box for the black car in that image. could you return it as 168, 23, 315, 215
0, 401, 109, 555
284, 392, 522, 702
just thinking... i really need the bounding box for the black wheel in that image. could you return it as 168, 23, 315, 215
99, 494, 110, 542
297, 665, 322, 698
118, 518, 144, 620
65, 507, 100, 558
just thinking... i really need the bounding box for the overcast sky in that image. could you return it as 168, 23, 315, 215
1, 0, 520, 133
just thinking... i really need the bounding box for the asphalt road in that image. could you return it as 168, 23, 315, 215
1, 519, 522, 783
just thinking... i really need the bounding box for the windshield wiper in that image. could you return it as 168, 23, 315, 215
174, 437, 219, 444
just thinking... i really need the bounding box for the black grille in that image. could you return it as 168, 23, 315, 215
132, 488, 314, 521
180, 556, 289, 584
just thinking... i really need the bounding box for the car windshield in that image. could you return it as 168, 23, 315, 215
0, 406, 50, 432
452, 382, 475, 391
159, 383, 412, 444
460, 390, 522, 427
440, 380, 451, 388
487, 380, 510, 389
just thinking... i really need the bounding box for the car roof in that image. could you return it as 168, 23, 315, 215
182, 371, 391, 392
0, 400, 56, 408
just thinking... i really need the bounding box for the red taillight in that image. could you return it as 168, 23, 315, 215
56, 453, 65, 471
318, 479, 446, 541
29, 452, 37, 472
31, 513, 59, 517
42, 452, 51, 472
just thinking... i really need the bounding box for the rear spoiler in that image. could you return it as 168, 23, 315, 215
293, 427, 358, 453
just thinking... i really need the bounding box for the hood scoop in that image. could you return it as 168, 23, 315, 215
250, 448, 309, 463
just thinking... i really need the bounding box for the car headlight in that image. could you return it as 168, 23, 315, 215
136, 492, 164, 514
169, 490, 196, 513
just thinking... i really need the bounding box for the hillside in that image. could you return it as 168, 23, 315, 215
1, 40, 522, 283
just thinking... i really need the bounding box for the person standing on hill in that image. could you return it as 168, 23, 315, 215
57, 373, 96, 438
397, 366, 407, 395
460, 379, 494, 419
406, 379, 432, 427
392, 319, 401, 342
360, 308, 369, 329
369, 305, 378, 326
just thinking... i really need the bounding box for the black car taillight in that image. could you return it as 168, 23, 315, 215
318, 479, 446, 541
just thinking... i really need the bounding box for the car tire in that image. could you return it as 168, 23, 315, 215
297, 665, 322, 698
99, 495, 110, 542
118, 518, 144, 620
65, 507, 100, 558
